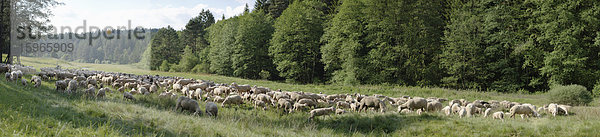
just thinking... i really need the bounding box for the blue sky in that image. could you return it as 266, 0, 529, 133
50, 0, 255, 30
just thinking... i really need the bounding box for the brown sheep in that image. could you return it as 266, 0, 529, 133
358, 96, 386, 113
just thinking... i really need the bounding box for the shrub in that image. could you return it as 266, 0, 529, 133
548, 84, 593, 106
593, 81, 600, 97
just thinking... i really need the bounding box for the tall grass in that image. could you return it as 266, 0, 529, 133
0, 57, 597, 136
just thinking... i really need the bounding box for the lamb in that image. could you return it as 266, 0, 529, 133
336, 101, 350, 109
123, 92, 135, 100
484, 108, 492, 117
221, 95, 243, 107
442, 106, 451, 116
509, 105, 539, 119
277, 98, 294, 113
192, 89, 203, 100
548, 103, 559, 117
55, 80, 68, 91
205, 102, 218, 117
308, 107, 336, 121
492, 111, 504, 121
4, 72, 10, 81
97, 88, 108, 98
11, 70, 23, 81
350, 102, 358, 112
212, 96, 225, 103
426, 101, 443, 112
293, 103, 309, 112
175, 96, 202, 115
400, 97, 427, 111
451, 103, 461, 114
359, 96, 386, 113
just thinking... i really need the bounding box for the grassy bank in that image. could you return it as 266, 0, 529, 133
0, 56, 596, 136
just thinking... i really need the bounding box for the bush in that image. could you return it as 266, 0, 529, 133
548, 84, 593, 106
593, 81, 600, 97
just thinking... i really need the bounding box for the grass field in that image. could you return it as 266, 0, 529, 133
0, 56, 598, 136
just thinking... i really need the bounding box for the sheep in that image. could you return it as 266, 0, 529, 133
350, 102, 358, 112
84, 87, 96, 98
205, 102, 218, 117
458, 107, 467, 118
175, 96, 202, 115
484, 108, 492, 117
426, 101, 443, 112
297, 98, 318, 108
558, 105, 570, 115
67, 80, 79, 93
149, 85, 158, 93
400, 109, 412, 114
509, 105, 539, 119
442, 106, 451, 116
336, 101, 350, 109
192, 88, 203, 100
254, 100, 267, 110
548, 103, 559, 117
213, 96, 225, 103
277, 98, 293, 113
492, 111, 505, 121
308, 107, 336, 121
359, 96, 386, 113
465, 103, 476, 117
4, 72, 10, 81
400, 97, 427, 111
293, 103, 309, 112
251, 86, 270, 94
123, 92, 135, 100
20, 78, 27, 86
55, 80, 68, 92
335, 109, 347, 115
231, 83, 251, 93
32, 77, 42, 88
97, 88, 108, 98
118, 87, 125, 92
11, 70, 23, 81
451, 103, 461, 114
221, 95, 243, 107
138, 87, 149, 94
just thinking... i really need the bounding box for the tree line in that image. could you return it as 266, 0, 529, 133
149, 0, 600, 93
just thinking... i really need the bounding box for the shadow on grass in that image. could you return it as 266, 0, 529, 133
0, 79, 190, 136
315, 113, 444, 135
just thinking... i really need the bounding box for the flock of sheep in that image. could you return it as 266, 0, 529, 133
0, 63, 572, 121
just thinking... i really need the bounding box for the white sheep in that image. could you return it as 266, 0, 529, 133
221, 95, 243, 107
548, 103, 559, 117
458, 107, 467, 118
442, 106, 451, 116
509, 105, 539, 119
465, 103, 476, 117
308, 107, 336, 121
492, 111, 504, 121
484, 108, 492, 117
451, 103, 461, 114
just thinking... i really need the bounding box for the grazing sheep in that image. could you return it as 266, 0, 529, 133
97, 88, 108, 98
192, 89, 203, 100
451, 103, 461, 114
212, 96, 225, 103
309, 107, 336, 121
4, 72, 10, 81
21, 78, 27, 86
231, 83, 251, 93
465, 104, 476, 117
149, 85, 158, 93
254, 100, 267, 110
123, 92, 135, 100
400, 97, 427, 111
442, 106, 451, 116
67, 80, 79, 93
297, 98, 318, 108
277, 98, 293, 113
32, 78, 42, 88
350, 103, 358, 112
138, 87, 149, 94
335, 109, 347, 115
492, 111, 504, 121
293, 103, 309, 112
336, 101, 350, 109
426, 101, 443, 112
205, 102, 218, 117
251, 86, 270, 94
558, 105, 570, 116
221, 95, 243, 107
118, 87, 125, 92
509, 105, 539, 119
458, 107, 467, 118
484, 108, 492, 117
85, 87, 96, 97
176, 96, 203, 115
548, 103, 559, 117
55, 80, 68, 91
359, 96, 386, 113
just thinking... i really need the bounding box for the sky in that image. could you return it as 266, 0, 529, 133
49, 0, 255, 30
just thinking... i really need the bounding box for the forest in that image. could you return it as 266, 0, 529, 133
37, 0, 600, 93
